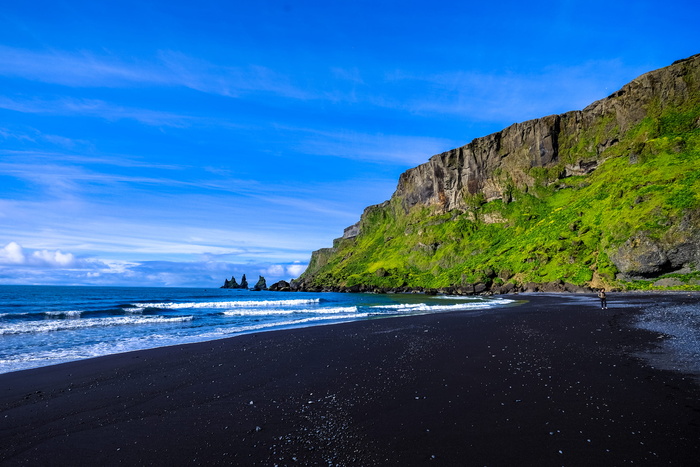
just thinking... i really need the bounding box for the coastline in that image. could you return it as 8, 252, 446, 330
1, 293, 699, 465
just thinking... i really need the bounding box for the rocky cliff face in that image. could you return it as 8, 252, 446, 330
395, 54, 699, 213
298, 54, 700, 292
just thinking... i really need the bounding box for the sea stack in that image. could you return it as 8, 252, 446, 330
253, 276, 268, 291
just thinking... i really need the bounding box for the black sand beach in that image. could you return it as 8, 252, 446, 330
1, 293, 699, 466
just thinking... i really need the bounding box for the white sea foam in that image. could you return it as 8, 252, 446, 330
134, 298, 321, 309
432, 295, 486, 300
44, 310, 83, 317
202, 313, 369, 337
0, 315, 194, 335
0, 336, 185, 372
372, 303, 465, 312
0, 312, 30, 318
221, 306, 358, 317
123, 307, 144, 314
373, 298, 514, 313
485, 298, 516, 306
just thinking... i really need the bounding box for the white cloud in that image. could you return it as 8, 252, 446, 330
262, 264, 285, 276
248, 263, 309, 282
0, 242, 77, 267
97, 259, 142, 275
0, 242, 25, 264
286, 263, 307, 277
31, 249, 75, 267
258, 263, 308, 281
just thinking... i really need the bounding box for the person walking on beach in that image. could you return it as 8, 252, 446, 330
598, 288, 607, 309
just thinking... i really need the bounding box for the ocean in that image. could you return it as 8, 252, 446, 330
0, 285, 515, 375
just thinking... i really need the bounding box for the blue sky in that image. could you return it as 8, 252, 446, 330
0, 0, 697, 287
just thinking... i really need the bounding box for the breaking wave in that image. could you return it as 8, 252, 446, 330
134, 298, 321, 309
0, 315, 194, 335
44, 310, 83, 318
222, 306, 358, 317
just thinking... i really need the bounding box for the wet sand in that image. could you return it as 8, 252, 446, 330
1, 293, 699, 466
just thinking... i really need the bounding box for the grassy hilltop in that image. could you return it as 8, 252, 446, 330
298, 55, 700, 293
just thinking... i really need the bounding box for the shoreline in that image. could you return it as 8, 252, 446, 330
1, 293, 699, 465
0, 291, 515, 377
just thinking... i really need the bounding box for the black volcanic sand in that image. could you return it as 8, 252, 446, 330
1, 294, 699, 466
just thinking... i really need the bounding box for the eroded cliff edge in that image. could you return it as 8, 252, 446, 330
297, 54, 700, 293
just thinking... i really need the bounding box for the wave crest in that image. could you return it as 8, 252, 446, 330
44, 310, 83, 317
0, 315, 194, 335
135, 298, 321, 309
221, 306, 358, 317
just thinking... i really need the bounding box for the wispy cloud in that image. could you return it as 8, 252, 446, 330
0, 46, 167, 87
0, 192, 327, 259
0, 95, 191, 127
0, 45, 313, 101
381, 59, 646, 123
0, 152, 374, 217
331, 67, 365, 85
0, 158, 186, 201
288, 127, 457, 166
0, 147, 188, 172
155, 50, 314, 100
0, 46, 641, 131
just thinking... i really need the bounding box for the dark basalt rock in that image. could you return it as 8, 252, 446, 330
221, 276, 240, 289
252, 276, 267, 291
611, 213, 700, 280
610, 233, 670, 278
221, 274, 253, 289
269, 280, 291, 292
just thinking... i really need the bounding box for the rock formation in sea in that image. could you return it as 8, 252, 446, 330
253, 276, 268, 291
221, 276, 240, 289
295, 54, 700, 293
221, 274, 267, 290
268, 280, 291, 291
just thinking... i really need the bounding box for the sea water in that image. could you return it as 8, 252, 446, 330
0, 285, 515, 374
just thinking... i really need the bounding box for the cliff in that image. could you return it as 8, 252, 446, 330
298, 54, 700, 293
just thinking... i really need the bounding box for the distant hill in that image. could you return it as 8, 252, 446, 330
296, 54, 700, 293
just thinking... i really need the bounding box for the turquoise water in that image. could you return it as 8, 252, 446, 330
0, 285, 514, 374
